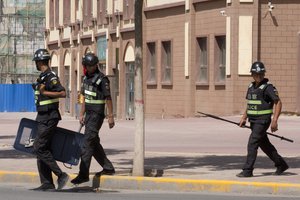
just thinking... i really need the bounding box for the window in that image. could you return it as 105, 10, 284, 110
49, 0, 54, 28
55, 0, 59, 27
196, 37, 208, 84
161, 41, 172, 84
97, 0, 108, 25
215, 36, 226, 84
83, 0, 93, 27
63, 0, 71, 25
146, 42, 156, 84
123, 0, 134, 20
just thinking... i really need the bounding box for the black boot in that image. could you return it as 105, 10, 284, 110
71, 175, 89, 185
274, 164, 289, 175
57, 172, 69, 190
236, 171, 253, 178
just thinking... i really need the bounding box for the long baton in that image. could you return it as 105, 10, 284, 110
197, 111, 294, 143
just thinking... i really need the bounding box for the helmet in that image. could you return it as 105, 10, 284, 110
32, 49, 51, 61
82, 53, 99, 66
250, 61, 266, 74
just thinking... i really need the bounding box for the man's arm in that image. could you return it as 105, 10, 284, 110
79, 96, 86, 125
39, 84, 66, 98
106, 99, 115, 129
271, 99, 282, 132
239, 110, 248, 127
39, 76, 66, 98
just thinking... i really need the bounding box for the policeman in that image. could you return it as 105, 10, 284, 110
237, 61, 289, 177
32, 49, 69, 190
71, 53, 115, 185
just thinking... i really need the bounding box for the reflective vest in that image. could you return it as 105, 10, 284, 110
83, 73, 106, 112
34, 72, 59, 112
246, 82, 273, 119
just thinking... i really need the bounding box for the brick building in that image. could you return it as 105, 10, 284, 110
45, 0, 300, 119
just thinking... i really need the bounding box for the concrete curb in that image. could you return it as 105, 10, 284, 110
1, 171, 300, 196
98, 175, 300, 196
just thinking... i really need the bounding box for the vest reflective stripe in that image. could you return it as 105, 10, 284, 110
247, 110, 273, 115
34, 90, 39, 104
39, 98, 59, 106
85, 90, 97, 97
85, 99, 105, 104
247, 100, 262, 105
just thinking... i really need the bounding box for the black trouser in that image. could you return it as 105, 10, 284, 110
243, 120, 287, 173
33, 119, 63, 185
78, 111, 114, 178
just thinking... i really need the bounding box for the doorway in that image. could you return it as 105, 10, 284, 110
125, 62, 135, 119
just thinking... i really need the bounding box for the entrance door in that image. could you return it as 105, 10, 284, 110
125, 62, 135, 119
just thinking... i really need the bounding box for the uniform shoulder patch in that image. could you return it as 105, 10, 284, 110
52, 79, 58, 85
50, 77, 59, 85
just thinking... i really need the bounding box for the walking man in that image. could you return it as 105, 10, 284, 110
71, 53, 115, 185
237, 61, 289, 177
32, 48, 69, 190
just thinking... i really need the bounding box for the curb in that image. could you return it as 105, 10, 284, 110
1, 171, 300, 196
98, 176, 300, 196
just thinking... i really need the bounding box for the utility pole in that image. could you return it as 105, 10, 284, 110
132, 0, 144, 176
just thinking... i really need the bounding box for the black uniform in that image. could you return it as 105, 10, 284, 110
33, 69, 65, 185
77, 71, 115, 179
242, 78, 288, 175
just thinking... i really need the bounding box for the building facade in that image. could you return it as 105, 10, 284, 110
45, 0, 300, 119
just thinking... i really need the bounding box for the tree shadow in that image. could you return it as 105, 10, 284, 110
107, 149, 300, 174
141, 155, 300, 171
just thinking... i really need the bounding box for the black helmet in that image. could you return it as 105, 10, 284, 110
32, 49, 51, 61
82, 53, 99, 66
250, 61, 266, 74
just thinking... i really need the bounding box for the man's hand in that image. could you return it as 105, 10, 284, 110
239, 117, 247, 127
271, 119, 278, 132
39, 84, 46, 94
79, 115, 85, 125
108, 116, 115, 129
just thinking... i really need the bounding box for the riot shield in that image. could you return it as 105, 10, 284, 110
13, 118, 84, 165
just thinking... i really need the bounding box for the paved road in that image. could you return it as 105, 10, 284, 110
0, 112, 300, 196
0, 183, 297, 200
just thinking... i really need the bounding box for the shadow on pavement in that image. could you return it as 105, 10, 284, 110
2, 148, 299, 177
0, 148, 128, 159
0, 135, 15, 139
0, 149, 35, 159
105, 148, 300, 172
142, 155, 300, 171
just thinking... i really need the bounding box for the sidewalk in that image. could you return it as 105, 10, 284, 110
0, 112, 299, 196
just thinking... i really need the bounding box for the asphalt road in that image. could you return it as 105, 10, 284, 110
1, 113, 299, 156
0, 183, 298, 200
